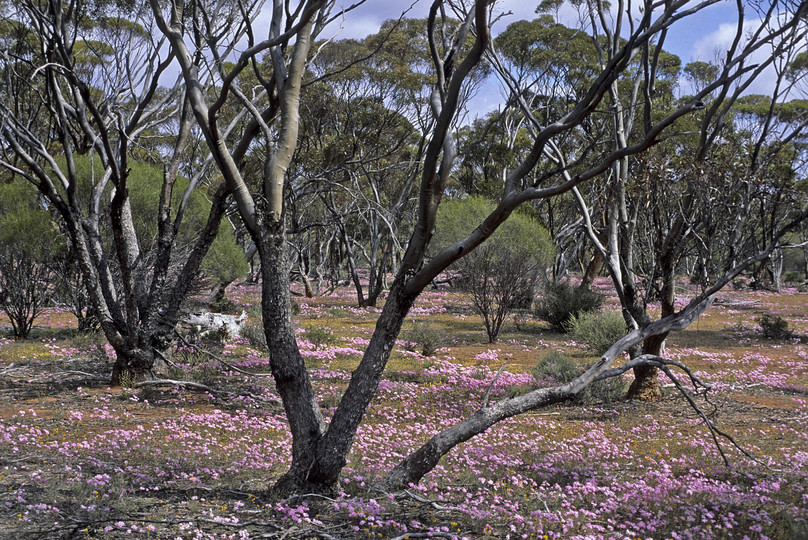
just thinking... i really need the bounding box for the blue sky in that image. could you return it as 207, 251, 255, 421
326, 0, 742, 62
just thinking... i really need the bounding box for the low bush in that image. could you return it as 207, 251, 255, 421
531, 351, 625, 404
404, 320, 442, 357
306, 326, 337, 349
240, 306, 267, 349
534, 281, 603, 332
531, 351, 580, 385
567, 310, 627, 354
782, 271, 804, 284
757, 313, 793, 340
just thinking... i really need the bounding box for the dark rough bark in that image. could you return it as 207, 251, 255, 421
627, 261, 676, 401
258, 218, 325, 490
626, 325, 667, 401
110, 348, 156, 386
306, 279, 415, 487
626, 364, 662, 401
205, 281, 231, 309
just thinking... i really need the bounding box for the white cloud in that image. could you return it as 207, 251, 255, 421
690, 17, 786, 97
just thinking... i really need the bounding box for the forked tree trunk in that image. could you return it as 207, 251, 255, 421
305, 278, 416, 488
257, 218, 326, 492
626, 332, 665, 401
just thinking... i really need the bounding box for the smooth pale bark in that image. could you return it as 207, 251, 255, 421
379, 295, 715, 490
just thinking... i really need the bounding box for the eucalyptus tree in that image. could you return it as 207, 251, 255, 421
431, 196, 555, 342
155, 0, 808, 495
381, 0, 808, 487
0, 0, 237, 383
289, 29, 428, 307
287, 17, 489, 307
572, 14, 808, 399
485, 2, 808, 400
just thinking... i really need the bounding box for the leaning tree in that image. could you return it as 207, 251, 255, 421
151, 0, 808, 494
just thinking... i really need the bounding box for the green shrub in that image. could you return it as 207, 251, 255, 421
0, 180, 64, 338
531, 351, 580, 385
190, 361, 219, 386
505, 384, 534, 398
757, 313, 793, 340
404, 320, 442, 357
731, 277, 750, 290
567, 310, 627, 354
782, 271, 804, 284
531, 351, 625, 404
534, 281, 603, 332
241, 306, 267, 349
306, 326, 337, 349
431, 196, 555, 342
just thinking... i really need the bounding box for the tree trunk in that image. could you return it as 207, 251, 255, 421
258, 219, 325, 492
305, 279, 415, 488
301, 272, 315, 298
206, 280, 233, 309
626, 313, 667, 400
580, 251, 603, 290
110, 348, 156, 386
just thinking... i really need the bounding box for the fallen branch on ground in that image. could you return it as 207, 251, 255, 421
134, 378, 279, 405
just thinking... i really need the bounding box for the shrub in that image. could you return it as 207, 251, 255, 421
241, 306, 267, 349
404, 320, 442, 357
432, 197, 555, 343
567, 310, 627, 354
531, 351, 580, 386
306, 326, 337, 349
782, 271, 804, 284
0, 180, 64, 338
531, 351, 625, 404
534, 281, 604, 332
506, 384, 534, 398
757, 313, 793, 340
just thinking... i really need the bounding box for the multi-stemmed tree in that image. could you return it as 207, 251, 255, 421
149, 0, 808, 494
0, 1, 237, 383
2, 0, 805, 498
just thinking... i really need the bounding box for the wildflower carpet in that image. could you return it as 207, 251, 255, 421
0, 280, 806, 539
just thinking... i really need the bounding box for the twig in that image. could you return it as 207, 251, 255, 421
277, 526, 298, 540
596, 354, 763, 467
311, 532, 347, 540
658, 365, 762, 467
403, 490, 461, 512
175, 330, 273, 377
135, 378, 219, 392
154, 347, 180, 369
0, 455, 44, 464
55, 369, 107, 380
134, 378, 278, 404
481, 363, 507, 409
283, 493, 338, 503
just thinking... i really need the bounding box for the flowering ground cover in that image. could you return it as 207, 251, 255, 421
0, 280, 806, 539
